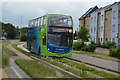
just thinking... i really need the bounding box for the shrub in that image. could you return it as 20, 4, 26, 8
81, 44, 96, 52
100, 42, 116, 49
109, 46, 120, 59
73, 42, 84, 50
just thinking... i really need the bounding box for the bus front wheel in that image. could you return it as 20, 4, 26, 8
38, 47, 41, 55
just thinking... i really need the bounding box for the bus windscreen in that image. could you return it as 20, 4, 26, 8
48, 15, 72, 27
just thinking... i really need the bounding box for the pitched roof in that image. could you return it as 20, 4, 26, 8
79, 6, 98, 20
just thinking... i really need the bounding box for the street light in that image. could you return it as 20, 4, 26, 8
20, 16, 22, 41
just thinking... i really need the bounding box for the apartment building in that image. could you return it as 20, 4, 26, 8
111, 2, 120, 45
79, 6, 98, 33
80, 1, 120, 45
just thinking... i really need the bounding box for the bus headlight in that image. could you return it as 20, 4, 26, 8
48, 48, 49, 50
68, 29, 72, 33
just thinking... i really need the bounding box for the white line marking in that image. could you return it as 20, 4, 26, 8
11, 67, 22, 78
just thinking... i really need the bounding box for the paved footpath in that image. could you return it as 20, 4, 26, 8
71, 53, 120, 73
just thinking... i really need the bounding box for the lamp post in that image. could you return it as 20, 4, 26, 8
20, 16, 22, 41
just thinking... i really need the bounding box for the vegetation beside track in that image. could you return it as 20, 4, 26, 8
73, 50, 93, 54
1, 40, 18, 68
2, 41, 18, 56
12, 42, 120, 79
15, 59, 57, 78
2, 51, 10, 68
91, 54, 120, 62
56, 59, 119, 80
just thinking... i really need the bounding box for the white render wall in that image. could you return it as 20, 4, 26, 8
90, 11, 98, 43
99, 9, 105, 43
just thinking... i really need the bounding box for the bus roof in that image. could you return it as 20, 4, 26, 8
29, 14, 71, 21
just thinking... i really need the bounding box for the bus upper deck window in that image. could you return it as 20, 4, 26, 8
43, 16, 46, 25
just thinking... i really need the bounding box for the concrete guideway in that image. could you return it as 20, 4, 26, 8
19, 42, 120, 75
71, 53, 120, 74
6, 40, 31, 79
7, 40, 82, 79
17, 42, 82, 78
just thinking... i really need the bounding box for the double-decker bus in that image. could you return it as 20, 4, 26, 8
27, 14, 73, 57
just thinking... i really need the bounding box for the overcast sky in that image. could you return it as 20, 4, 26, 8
1, 0, 120, 30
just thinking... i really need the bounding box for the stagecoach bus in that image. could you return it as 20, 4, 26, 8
27, 14, 73, 57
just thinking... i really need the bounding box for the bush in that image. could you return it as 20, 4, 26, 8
100, 42, 116, 49
73, 42, 84, 50
110, 46, 120, 59
81, 44, 96, 52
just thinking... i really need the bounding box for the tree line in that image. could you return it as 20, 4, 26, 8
0, 22, 27, 41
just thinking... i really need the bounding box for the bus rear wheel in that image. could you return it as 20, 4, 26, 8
29, 45, 31, 51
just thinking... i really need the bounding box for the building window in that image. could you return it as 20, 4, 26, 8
101, 26, 103, 31
98, 38, 100, 43
119, 10, 120, 18
106, 13, 108, 19
112, 38, 115, 42
99, 27, 100, 31
94, 17, 96, 23
106, 38, 108, 42
118, 38, 120, 43
118, 24, 120, 32
102, 15, 103, 21
91, 17, 93, 23
101, 38, 102, 42
91, 28, 93, 33
112, 25, 115, 32
113, 11, 116, 19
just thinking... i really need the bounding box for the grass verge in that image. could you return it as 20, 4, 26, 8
13, 42, 120, 79
56, 58, 119, 79
73, 50, 93, 54
0, 40, 7, 43
2, 41, 18, 56
91, 54, 120, 62
15, 59, 56, 78
2, 51, 9, 68
0, 52, 2, 65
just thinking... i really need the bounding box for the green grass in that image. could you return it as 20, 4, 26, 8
91, 54, 120, 62
15, 59, 56, 78
39, 57, 97, 79
0, 52, 2, 65
57, 59, 95, 71
0, 40, 7, 43
12, 42, 97, 79
56, 58, 119, 79
2, 52, 9, 68
2, 41, 18, 56
12, 42, 120, 79
73, 50, 93, 54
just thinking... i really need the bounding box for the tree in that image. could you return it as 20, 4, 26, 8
2, 23, 17, 39
78, 27, 89, 42
21, 27, 27, 41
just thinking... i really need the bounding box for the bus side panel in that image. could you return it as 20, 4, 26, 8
37, 27, 42, 56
